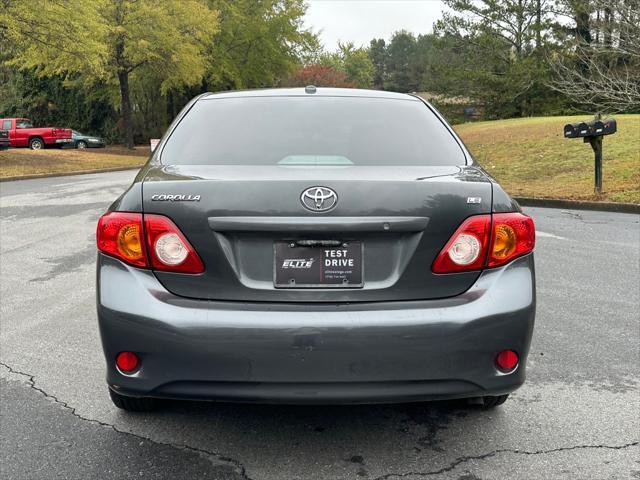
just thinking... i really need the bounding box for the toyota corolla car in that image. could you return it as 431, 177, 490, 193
96, 87, 535, 412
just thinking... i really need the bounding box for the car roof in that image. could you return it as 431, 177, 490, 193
201, 87, 419, 101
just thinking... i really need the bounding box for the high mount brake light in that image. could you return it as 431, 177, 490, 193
96, 212, 204, 274
432, 213, 535, 274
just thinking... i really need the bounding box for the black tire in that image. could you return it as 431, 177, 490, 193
77, 140, 88, 149
29, 137, 44, 150
109, 389, 157, 412
481, 394, 509, 409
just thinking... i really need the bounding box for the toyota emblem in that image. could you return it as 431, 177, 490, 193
300, 187, 338, 212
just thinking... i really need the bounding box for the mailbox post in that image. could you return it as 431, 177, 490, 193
564, 115, 617, 194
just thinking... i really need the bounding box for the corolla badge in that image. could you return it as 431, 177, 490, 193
300, 187, 338, 212
151, 194, 201, 202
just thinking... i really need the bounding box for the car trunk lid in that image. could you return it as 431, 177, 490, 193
141, 164, 492, 302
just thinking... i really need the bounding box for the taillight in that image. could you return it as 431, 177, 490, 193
432, 212, 535, 273
432, 215, 491, 273
488, 213, 535, 267
96, 212, 147, 267
96, 212, 204, 273
144, 214, 204, 273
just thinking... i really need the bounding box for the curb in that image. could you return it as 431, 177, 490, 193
0, 165, 142, 182
515, 197, 640, 214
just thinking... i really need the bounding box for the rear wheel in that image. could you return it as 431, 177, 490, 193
109, 389, 157, 412
29, 137, 44, 150
77, 140, 88, 149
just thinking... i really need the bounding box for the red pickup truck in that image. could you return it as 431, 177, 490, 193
0, 118, 73, 150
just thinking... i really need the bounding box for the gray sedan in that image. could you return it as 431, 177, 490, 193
96, 87, 536, 412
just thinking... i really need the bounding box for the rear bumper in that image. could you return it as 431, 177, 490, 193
97, 253, 536, 404
54, 138, 73, 144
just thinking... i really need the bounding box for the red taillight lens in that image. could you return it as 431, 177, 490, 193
432, 212, 535, 273
432, 215, 491, 273
97, 212, 204, 273
144, 214, 204, 274
96, 212, 147, 267
116, 351, 140, 373
488, 213, 535, 267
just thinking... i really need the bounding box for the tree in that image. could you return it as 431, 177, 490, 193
549, 0, 640, 112
205, 0, 318, 91
435, 0, 561, 116
318, 42, 374, 88
369, 39, 387, 89
439, 0, 549, 57
284, 64, 355, 88
384, 31, 418, 92
0, 0, 219, 148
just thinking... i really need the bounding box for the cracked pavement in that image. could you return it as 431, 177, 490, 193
1, 171, 639, 479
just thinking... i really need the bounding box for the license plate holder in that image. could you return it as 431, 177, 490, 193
274, 241, 363, 288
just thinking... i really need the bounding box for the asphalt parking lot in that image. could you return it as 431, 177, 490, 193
1, 170, 638, 480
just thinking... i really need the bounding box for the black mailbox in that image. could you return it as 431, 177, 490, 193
563, 116, 617, 194
563, 118, 617, 138
592, 118, 617, 136
563, 123, 579, 138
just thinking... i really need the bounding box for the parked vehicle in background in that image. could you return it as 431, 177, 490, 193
71, 130, 106, 149
0, 118, 73, 150
0, 130, 9, 150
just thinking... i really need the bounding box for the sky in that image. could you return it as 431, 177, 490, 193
304, 0, 449, 51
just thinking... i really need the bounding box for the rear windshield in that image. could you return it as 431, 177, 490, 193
161, 96, 466, 166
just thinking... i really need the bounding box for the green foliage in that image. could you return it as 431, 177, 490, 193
0, 0, 316, 144
317, 42, 374, 88
369, 39, 387, 89
383, 31, 418, 93
205, 0, 318, 91
1, 0, 218, 90
362, 1, 572, 119
1, 0, 220, 146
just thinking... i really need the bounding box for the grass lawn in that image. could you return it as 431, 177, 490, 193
454, 114, 640, 204
0, 145, 148, 179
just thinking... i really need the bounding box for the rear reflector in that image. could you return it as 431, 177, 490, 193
432, 212, 535, 273
496, 349, 519, 372
116, 351, 140, 373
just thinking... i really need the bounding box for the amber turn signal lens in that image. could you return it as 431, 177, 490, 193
117, 224, 144, 261
492, 224, 517, 259
96, 212, 147, 268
